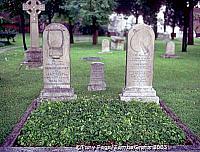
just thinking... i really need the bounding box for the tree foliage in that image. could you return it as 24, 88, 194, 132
0, 0, 28, 50
79, 0, 116, 44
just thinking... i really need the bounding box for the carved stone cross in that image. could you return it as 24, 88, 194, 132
23, 0, 45, 48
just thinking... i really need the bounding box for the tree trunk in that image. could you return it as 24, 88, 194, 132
182, 7, 189, 52
153, 17, 158, 39
171, 26, 175, 40
20, 13, 27, 51
164, 7, 167, 33
182, 22, 188, 52
69, 18, 74, 44
164, 22, 166, 33
92, 16, 98, 45
48, 13, 52, 24
188, 2, 194, 45
135, 12, 139, 24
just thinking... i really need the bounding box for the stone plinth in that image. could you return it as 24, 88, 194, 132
40, 23, 77, 101
120, 24, 159, 104
88, 62, 106, 91
23, 47, 42, 68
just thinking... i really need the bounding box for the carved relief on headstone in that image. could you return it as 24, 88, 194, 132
23, 0, 45, 68
120, 24, 159, 104
161, 41, 179, 58
88, 62, 106, 91
41, 23, 77, 101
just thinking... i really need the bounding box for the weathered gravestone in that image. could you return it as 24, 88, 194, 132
100, 39, 110, 53
23, 0, 45, 68
120, 24, 159, 104
161, 41, 178, 58
88, 62, 106, 91
40, 23, 77, 100
111, 36, 125, 51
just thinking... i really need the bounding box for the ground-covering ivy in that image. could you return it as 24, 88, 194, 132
17, 95, 185, 147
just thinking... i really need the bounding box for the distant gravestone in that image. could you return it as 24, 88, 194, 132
81, 57, 102, 61
120, 24, 159, 104
23, 0, 45, 68
157, 32, 170, 40
88, 62, 106, 91
161, 41, 178, 58
101, 39, 110, 53
111, 36, 125, 51
40, 23, 77, 100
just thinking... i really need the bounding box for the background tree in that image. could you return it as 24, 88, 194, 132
0, 0, 27, 50
165, 0, 184, 40
60, 0, 80, 43
116, 0, 163, 38
141, 0, 163, 38
41, 0, 62, 24
79, 0, 116, 45
187, 0, 199, 45
115, 0, 143, 24
165, 0, 199, 51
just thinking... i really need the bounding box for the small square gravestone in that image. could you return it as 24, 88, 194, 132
40, 23, 77, 101
161, 41, 179, 58
99, 39, 111, 53
120, 24, 159, 104
88, 62, 106, 91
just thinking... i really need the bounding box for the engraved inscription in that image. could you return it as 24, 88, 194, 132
126, 25, 155, 87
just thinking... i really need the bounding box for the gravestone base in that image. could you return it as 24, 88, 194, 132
119, 87, 159, 104
88, 83, 106, 91
23, 47, 43, 68
161, 54, 179, 58
98, 51, 112, 54
40, 88, 77, 101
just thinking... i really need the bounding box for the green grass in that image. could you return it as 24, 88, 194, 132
17, 97, 185, 146
0, 35, 200, 145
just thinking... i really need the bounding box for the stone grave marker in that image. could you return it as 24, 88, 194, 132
161, 41, 179, 58
81, 57, 102, 61
23, 0, 45, 68
120, 24, 159, 104
88, 62, 106, 91
40, 23, 77, 101
100, 39, 110, 53
111, 36, 125, 51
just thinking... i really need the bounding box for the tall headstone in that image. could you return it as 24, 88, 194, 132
161, 41, 178, 58
88, 62, 106, 91
101, 39, 110, 53
23, 0, 45, 68
41, 23, 77, 101
120, 24, 159, 104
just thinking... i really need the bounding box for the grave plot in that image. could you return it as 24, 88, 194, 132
1, 24, 200, 152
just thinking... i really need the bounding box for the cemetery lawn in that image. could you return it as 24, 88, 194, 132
0, 35, 200, 145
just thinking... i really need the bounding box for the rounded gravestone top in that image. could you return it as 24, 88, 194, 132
165, 41, 175, 55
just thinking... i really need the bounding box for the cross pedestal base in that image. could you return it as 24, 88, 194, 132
23, 47, 43, 68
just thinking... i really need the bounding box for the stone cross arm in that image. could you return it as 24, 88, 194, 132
23, 0, 45, 15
